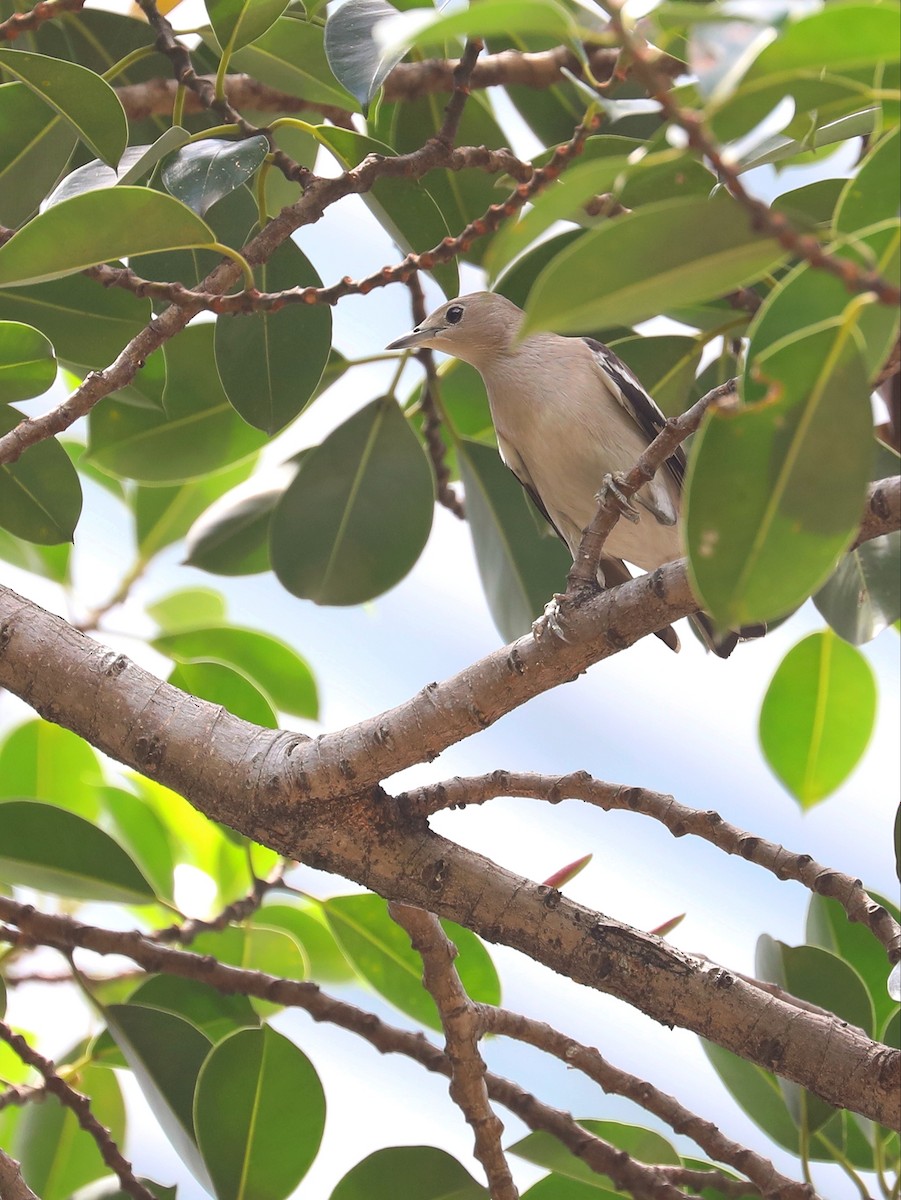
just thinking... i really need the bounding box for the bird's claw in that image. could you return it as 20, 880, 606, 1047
596, 471, 640, 524
533, 593, 571, 643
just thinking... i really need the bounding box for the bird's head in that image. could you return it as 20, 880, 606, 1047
386, 292, 524, 368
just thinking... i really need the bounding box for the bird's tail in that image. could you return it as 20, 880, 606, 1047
690, 612, 767, 659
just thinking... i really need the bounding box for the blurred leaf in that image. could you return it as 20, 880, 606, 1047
511, 1121, 680, 1187
0, 47, 126, 167
135, 459, 256, 559
185, 486, 281, 576
0, 404, 82, 546
70, 1180, 175, 1200
253, 901, 354, 984
98, 785, 175, 903
325, 0, 404, 110
0, 800, 156, 902
227, 17, 358, 110
191, 925, 307, 1016
44, 127, 191, 208
686, 321, 874, 628
521, 1178, 620, 1199
0, 188, 216, 287
522, 194, 785, 335
215, 237, 331, 434
806, 890, 901, 1029
324, 893, 500, 1031
88, 323, 266, 483
702, 1040, 800, 1153
153, 625, 318, 719
376, 0, 577, 59
483, 30, 584, 144
0, 320, 55, 402
0, 81, 77, 226
0, 527, 70, 582
331, 1146, 489, 1199
270, 396, 434, 606
162, 136, 269, 217
147, 587, 228, 632
208, 0, 290, 53
495, 228, 584, 310
771, 177, 846, 230
458, 438, 571, 643
814, 533, 901, 645
195, 1026, 325, 1200
169, 659, 278, 727
759, 631, 877, 807
835, 125, 900, 235
0, 719, 101, 817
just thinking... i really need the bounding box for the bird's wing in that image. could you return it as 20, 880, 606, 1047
496, 431, 567, 542
582, 337, 686, 490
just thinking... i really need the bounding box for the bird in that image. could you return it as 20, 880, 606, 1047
387, 291, 755, 656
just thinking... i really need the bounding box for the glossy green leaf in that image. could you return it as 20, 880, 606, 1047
0, 718, 101, 817
147, 587, 228, 632
0, 81, 78, 227
253, 901, 354, 983
0, 320, 55, 402
153, 625, 318, 719
495, 229, 584, 310
772, 177, 847, 231
135, 458, 256, 558
458, 438, 571, 643
185, 486, 281, 576
316, 127, 458, 299
0, 526, 70, 581
702, 1040, 800, 1153
0, 47, 127, 167
0, 405, 82, 544
330, 1146, 489, 1199
0, 274, 150, 371
190, 925, 307, 1018
88, 323, 266, 483
14, 1064, 125, 1200
814, 533, 901, 644
121, 975, 259, 1045
227, 17, 359, 110
215, 236, 331, 433
324, 893, 500, 1031
522, 194, 785, 335
0, 800, 156, 902
169, 660, 278, 727
104, 1003, 213, 1189
685, 321, 875, 628
325, 0, 405, 109
759, 631, 877, 806
44, 127, 191, 208
270, 396, 434, 606
97, 785, 175, 904
195, 1026, 324, 1200
162, 136, 269, 217
607, 334, 703, 417
511, 1121, 679, 1188
208, 0, 290, 53
836, 126, 901, 235
376, 0, 577, 58
521, 1178, 620, 1200
0, 187, 216, 288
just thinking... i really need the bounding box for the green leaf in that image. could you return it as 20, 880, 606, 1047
0, 81, 78, 227
120, 975, 259, 1045
759, 631, 877, 807
152, 625, 318, 719
316, 127, 459, 299
521, 1178, 620, 1200
252, 901, 354, 984
215, 237, 331, 433
0, 526, 70, 581
227, 17, 359, 111
104, 1003, 213, 1189
0, 800, 156, 903
814, 532, 901, 645
511, 1121, 679, 1188
375, 0, 577, 58
190, 925, 307, 1018
522, 194, 785, 335
836, 125, 901, 235
98, 785, 176, 904
0, 320, 55, 402
69, 1179, 176, 1200
607, 334, 703, 417
195, 1027, 324, 1200
14, 1064, 124, 1200
147, 587, 228, 632
208, 0, 291, 53
0, 274, 150, 372
87, 323, 266, 483
685, 320, 875, 628
483, 30, 584, 146
162, 136, 270, 217
0, 47, 127, 167
270, 396, 434, 606
134, 458, 256, 558
185, 486, 281, 576
330, 1146, 489, 1199
702, 1040, 800, 1154
772, 177, 847, 230
169, 660, 278, 727
0, 405, 82, 544
0, 187, 216, 288
325, 0, 405, 110
457, 438, 571, 643
44, 127, 192, 208
0, 719, 101, 817
324, 893, 500, 1031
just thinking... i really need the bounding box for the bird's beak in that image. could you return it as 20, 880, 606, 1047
386, 327, 427, 351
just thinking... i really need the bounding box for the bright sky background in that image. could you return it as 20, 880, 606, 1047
1, 13, 898, 1198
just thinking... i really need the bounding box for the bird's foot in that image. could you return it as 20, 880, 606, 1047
533, 593, 572, 643
596, 471, 640, 524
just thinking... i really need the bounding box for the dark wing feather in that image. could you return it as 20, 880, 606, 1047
582, 337, 686, 490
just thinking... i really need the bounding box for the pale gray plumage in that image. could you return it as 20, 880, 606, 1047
387, 292, 744, 655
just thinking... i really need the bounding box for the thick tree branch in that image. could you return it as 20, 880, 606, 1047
400, 771, 900, 963
0, 1148, 38, 1200
0, 0, 84, 42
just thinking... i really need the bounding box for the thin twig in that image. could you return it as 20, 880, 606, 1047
152, 865, 286, 945
0, 1148, 39, 1200
0, 0, 84, 42
438, 38, 484, 145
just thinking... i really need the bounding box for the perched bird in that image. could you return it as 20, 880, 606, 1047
387, 291, 751, 656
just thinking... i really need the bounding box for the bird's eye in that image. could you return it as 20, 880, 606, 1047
445, 305, 464, 325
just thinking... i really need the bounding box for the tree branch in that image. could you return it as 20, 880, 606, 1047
0, 0, 84, 42
0, 1148, 38, 1200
